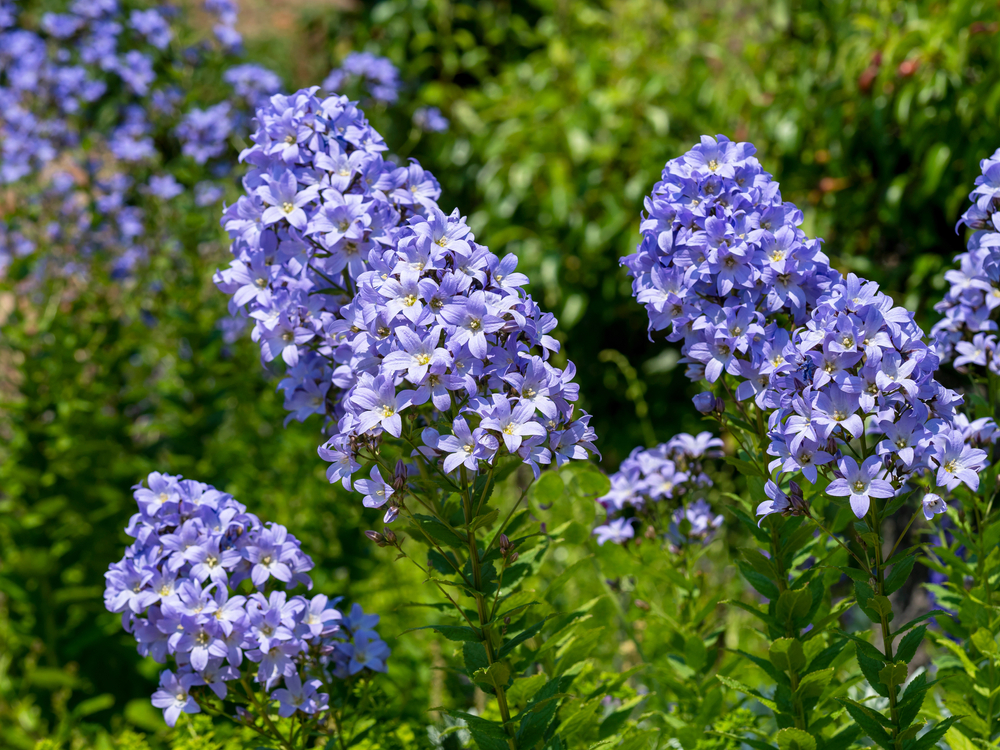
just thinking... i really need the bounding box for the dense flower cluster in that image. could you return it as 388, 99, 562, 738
215, 88, 598, 508
625, 136, 994, 525
622, 134, 841, 369
0, 0, 282, 282
931, 147, 1000, 371
594, 433, 724, 546
323, 52, 401, 104
104, 472, 389, 727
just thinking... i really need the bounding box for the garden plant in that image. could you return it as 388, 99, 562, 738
9, 1, 1000, 750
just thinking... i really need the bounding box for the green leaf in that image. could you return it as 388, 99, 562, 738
838, 700, 893, 750
870, 595, 893, 619
464, 641, 490, 675
777, 588, 812, 624
894, 625, 925, 664
738, 560, 780, 600
499, 616, 550, 659
884, 554, 916, 595
878, 661, 908, 693
795, 669, 833, 700
71, 693, 114, 718
904, 717, 960, 750
769, 638, 806, 673
533, 471, 564, 505
716, 675, 778, 711
407, 624, 482, 642
473, 662, 512, 693
470, 508, 500, 532
971, 627, 1000, 658
892, 609, 952, 637
574, 466, 611, 496
776, 728, 816, 750
685, 635, 707, 671
723, 455, 764, 478
450, 711, 511, 750
849, 638, 889, 698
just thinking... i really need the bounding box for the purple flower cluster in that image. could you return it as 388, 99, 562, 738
0, 0, 282, 284
594, 433, 724, 546
323, 52, 401, 104
931, 147, 1000, 371
622, 134, 840, 371
214, 89, 598, 510
625, 136, 995, 526
104, 472, 389, 728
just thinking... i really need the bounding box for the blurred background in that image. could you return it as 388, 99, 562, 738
2, 0, 999, 746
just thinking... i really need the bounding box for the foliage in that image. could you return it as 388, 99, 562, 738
8, 0, 1000, 749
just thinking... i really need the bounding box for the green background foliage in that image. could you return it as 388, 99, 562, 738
4, 0, 1000, 747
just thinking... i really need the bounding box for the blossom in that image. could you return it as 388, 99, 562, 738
922, 493, 947, 521
826, 456, 895, 518
272, 673, 327, 717
104, 472, 390, 727
930, 433, 988, 492
151, 670, 201, 727
354, 466, 394, 509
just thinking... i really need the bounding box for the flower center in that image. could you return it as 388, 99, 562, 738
282, 201, 294, 214
463, 444, 473, 454
255, 277, 268, 288
196, 631, 210, 646
944, 459, 959, 474
852, 480, 866, 492
381, 405, 395, 417
502, 424, 516, 435
284, 135, 295, 144
158, 492, 169, 503
261, 555, 272, 566
895, 437, 908, 448
468, 318, 481, 331
205, 555, 218, 568
841, 335, 854, 347
282, 331, 293, 342
833, 410, 846, 421
403, 294, 417, 307
522, 387, 536, 398
708, 159, 719, 171
414, 353, 430, 365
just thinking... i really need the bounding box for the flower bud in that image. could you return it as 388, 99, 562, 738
383, 527, 398, 545
644, 525, 657, 539
498, 534, 512, 553
365, 530, 387, 547
508, 551, 519, 565
693, 392, 717, 414
392, 459, 407, 492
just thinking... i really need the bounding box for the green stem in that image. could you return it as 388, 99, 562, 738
241, 677, 296, 750
461, 470, 517, 749
868, 508, 901, 749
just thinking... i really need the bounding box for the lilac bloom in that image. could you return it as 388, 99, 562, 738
478, 395, 547, 453
175, 616, 228, 670
296, 594, 342, 638
440, 292, 505, 359
437, 417, 499, 473
931, 433, 987, 492
351, 378, 415, 437
756, 481, 790, 526
244, 525, 297, 587
258, 171, 318, 230
594, 517, 636, 545
381, 326, 450, 384
151, 670, 202, 727
812, 388, 864, 438
826, 456, 895, 518
354, 466, 394, 509
344, 629, 390, 674
877, 415, 926, 467
272, 672, 328, 717
922, 493, 947, 521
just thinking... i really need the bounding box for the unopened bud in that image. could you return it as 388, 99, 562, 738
508, 551, 519, 565
383, 527, 398, 545
498, 534, 512, 553
236, 706, 253, 723
503, 616, 511, 625
645, 525, 657, 540
392, 459, 407, 492
788, 481, 808, 516
634, 599, 650, 611
693, 392, 716, 414
364, 530, 388, 547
